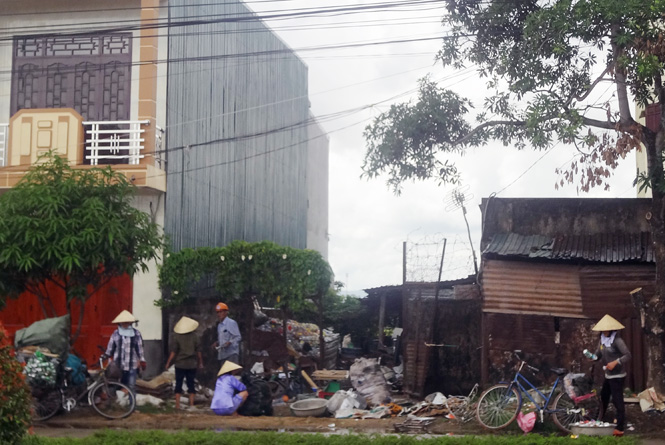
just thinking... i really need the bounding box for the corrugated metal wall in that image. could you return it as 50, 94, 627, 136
579, 265, 655, 318
165, 0, 311, 250
483, 259, 585, 318
482, 260, 653, 390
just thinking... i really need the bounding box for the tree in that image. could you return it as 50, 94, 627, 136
0, 153, 164, 341
362, 0, 665, 390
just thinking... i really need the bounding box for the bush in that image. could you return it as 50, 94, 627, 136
0, 321, 32, 444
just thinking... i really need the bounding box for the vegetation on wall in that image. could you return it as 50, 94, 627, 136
158, 240, 333, 311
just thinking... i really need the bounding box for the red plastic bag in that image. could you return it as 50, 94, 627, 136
517, 412, 536, 434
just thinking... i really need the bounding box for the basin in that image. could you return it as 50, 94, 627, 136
290, 398, 328, 417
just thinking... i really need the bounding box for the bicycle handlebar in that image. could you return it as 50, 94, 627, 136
514, 350, 540, 373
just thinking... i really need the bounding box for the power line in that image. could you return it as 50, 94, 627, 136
0, 0, 446, 38
0, 34, 456, 78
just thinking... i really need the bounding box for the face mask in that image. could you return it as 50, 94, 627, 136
118, 326, 135, 337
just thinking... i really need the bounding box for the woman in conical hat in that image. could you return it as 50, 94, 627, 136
210, 361, 248, 416
164, 316, 203, 410
104, 310, 146, 395
589, 314, 631, 437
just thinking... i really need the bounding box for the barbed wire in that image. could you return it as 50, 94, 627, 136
404, 233, 476, 283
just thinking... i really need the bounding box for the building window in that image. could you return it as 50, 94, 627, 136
11, 33, 132, 122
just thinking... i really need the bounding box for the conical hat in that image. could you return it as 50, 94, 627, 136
174, 316, 199, 334
592, 314, 625, 331
112, 310, 137, 324
217, 361, 242, 376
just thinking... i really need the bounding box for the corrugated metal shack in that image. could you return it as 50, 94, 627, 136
365, 278, 482, 398
480, 198, 655, 391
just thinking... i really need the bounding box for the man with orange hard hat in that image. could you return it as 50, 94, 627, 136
212, 302, 241, 367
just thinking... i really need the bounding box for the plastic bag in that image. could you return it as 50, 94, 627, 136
517, 411, 536, 434
24, 351, 58, 388
563, 372, 585, 399
326, 389, 366, 415
65, 353, 87, 386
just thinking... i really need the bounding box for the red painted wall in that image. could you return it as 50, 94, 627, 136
0, 275, 132, 365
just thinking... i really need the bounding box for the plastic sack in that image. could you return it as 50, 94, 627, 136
349, 358, 391, 407
14, 315, 70, 358
326, 389, 366, 415
24, 351, 58, 388
517, 411, 536, 434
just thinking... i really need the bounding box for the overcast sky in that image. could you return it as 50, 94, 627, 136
250, 0, 638, 293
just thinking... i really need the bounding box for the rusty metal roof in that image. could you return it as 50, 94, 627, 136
483, 232, 653, 263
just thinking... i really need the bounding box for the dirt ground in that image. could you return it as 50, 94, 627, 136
34, 401, 665, 439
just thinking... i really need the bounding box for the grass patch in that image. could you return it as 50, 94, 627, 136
21, 430, 640, 445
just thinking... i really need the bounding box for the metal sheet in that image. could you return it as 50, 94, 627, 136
484, 232, 653, 263
578, 264, 655, 319
165, 0, 314, 252
483, 259, 584, 318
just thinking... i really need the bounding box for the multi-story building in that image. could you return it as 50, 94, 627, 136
0, 0, 328, 371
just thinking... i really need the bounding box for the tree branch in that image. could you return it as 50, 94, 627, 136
453, 120, 526, 146
574, 64, 613, 104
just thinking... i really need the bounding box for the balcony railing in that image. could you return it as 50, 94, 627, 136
84, 120, 150, 166
0, 123, 7, 167
0, 120, 155, 168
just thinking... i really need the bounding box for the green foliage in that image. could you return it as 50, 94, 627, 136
0, 152, 164, 314
362, 0, 665, 194
0, 322, 32, 445
158, 241, 333, 311
18, 430, 639, 445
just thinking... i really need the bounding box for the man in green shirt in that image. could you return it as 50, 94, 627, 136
165, 316, 204, 410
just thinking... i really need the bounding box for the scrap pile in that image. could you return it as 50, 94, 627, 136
324, 357, 475, 422
256, 318, 340, 367
638, 387, 665, 412
136, 372, 174, 399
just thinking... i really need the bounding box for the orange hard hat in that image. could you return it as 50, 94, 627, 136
215, 302, 229, 312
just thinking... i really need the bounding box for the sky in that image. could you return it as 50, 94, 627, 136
249, 0, 638, 293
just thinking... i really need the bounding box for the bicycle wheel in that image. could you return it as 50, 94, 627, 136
89, 381, 136, 419
476, 384, 521, 430
551, 392, 600, 433
31, 386, 62, 421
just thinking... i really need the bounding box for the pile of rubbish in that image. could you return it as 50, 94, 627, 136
323, 357, 472, 422
136, 372, 175, 400
256, 318, 339, 357
638, 387, 665, 412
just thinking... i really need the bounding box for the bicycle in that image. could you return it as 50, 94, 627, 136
475, 351, 599, 433
31, 348, 136, 421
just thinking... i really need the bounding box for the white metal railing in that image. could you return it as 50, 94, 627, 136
0, 123, 8, 167
83, 120, 150, 165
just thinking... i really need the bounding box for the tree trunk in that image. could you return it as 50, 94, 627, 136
644, 193, 665, 393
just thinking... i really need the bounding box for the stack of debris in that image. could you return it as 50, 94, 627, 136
136, 372, 174, 399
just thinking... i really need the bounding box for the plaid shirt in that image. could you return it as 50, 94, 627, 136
105, 328, 146, 371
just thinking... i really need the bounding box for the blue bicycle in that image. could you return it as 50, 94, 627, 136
475, 351, 599, 433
